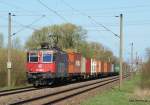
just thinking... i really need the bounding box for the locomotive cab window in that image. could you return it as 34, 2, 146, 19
43, 52, 52, 62
29, 52, 38, 62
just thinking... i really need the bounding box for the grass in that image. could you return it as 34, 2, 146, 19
81, 74, 149, 105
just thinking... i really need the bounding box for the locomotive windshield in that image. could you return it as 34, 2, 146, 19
43, 52, 52, 62
29, 52, 38, 62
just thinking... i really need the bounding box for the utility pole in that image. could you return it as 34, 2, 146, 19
131, 42, 133, 73
135, 52, 138, 70
119, 14, 123, 89
7, 12, 12, 87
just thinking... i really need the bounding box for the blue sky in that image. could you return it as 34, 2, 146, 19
0, 0, 150, 62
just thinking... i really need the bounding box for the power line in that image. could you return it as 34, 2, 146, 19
1, 15, 45, 36
83, 19, 150, 27
71, 5, 150, 12
87, 16, 119, 37
37, 0, 68, 22
12, 15, 46, 36
61, 0, 119, 38
11, 14, 47, 17
86, 29, 108, 32
1, 16, 39, 32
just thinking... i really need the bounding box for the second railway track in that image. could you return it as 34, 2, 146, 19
6, 75, 127, 105
0, 86, 37, 97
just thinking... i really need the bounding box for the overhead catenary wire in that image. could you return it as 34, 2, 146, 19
87, 16, 119, 37
10, 14, 47, 17
61, 0, 120, 38
37, 0, 68, 22
82, 19, 150, 27
1, 16, 39, 31
12, 15, 46, 36
68, 4, 150, 12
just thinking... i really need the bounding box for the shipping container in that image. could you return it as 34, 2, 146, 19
101, 62, 104, 73
114, 64, 120, 72
103, 62, 108, 73
107, 63, 112, 72
86, 58, 91, 74
67, 52, 81, 74
96, 60, 99, 74
91, 59, 97, 74
74, 53, 81, 73
67, 52, 75, 74
98, 61, 102, 73
81, 57, 86, 73
96, 60, 102, 74
111, 64, 114, 72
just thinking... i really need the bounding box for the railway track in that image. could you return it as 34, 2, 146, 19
0, 77, 111, 97
0, 86, 38, 97
7, 75, 127, 105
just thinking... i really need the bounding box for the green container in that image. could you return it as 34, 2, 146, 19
114, 64, 120, 72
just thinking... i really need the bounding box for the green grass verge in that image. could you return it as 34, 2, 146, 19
81, 75, 149, 105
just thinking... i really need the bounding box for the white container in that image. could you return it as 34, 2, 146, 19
111, 64, 114, 72
91, 59, 96, 74
81, 57, 86, 73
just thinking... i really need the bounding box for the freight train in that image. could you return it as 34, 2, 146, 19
26, 44, 120, 87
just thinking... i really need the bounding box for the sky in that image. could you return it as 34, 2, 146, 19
0, 0, 150, 62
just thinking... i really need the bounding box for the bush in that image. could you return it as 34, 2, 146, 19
141, 61, 150, 88
140, 48, 150, 89
0, 48, 27, 87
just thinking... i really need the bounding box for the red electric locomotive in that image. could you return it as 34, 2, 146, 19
26, 43, 68, 86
